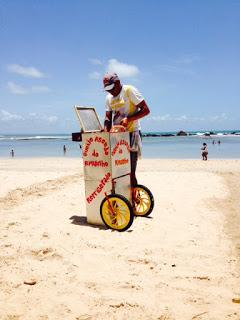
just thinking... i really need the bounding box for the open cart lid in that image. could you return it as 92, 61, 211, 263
74, 106, 103, 133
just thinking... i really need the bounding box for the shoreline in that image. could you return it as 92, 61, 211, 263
1, 130, 240, 140
1, 134, 240, 159
2, 156, 240, 160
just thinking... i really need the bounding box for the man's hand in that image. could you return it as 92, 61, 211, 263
104, 111, 112, 132
120, 117, 128, 128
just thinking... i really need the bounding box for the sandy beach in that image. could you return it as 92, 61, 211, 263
0, 158, 239, 320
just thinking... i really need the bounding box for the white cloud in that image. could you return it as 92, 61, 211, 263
157, 65, 179, 73
0, 109, 24, 121
156, 54, 200, 76
28, 113, 41, 119
31, 85, 51, 93
0, 109, 59, 124
7, 82, 29, 95
148, 114, 189, 121
174, 54, 200, 64
149, 114, 171, 121
157, 64, 195, 75
147, 113, 232, 122
209, 113, 228, 121
46, 115, 58, 123
175, 115, 188, 121
7, 82, 50, 95
88, 71, 101, 80
106, 59, 140, 78
88, 58, 103, 65
28, 113, 58, 123
29, 112, 37, 117
7, 64, 45, 78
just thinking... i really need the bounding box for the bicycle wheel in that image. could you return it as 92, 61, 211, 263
100, 194, 134, 232
132, 184, 154, 217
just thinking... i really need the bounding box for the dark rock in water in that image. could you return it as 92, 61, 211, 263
142, 133, 175, 137
204, 131, 215, 136
142, 133, 161, 137
176, 130, 188, 136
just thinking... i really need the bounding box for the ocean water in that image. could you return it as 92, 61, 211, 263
142, 135, 240, 159
0, 132, 240, 159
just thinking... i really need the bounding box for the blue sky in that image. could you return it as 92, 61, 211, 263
0, 0, 239, 133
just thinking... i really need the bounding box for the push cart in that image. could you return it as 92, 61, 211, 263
72, 106, 154, 231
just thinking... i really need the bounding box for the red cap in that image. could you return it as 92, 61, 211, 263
103, 73, 120, 90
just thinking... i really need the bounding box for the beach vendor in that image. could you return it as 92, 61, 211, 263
103, 73, 150, 186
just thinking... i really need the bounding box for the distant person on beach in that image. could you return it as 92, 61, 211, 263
201, 143, 208, 161
218, 140, 221, 145
103, 73, 150, 186
63, 145, 67, 155
10, 149, 14, 158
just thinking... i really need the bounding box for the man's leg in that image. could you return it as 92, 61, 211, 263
130, 151, 138, 187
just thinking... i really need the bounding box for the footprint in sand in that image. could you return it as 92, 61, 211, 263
6, 222, 20, 229
85, 282, 100, 293
127, 257, 157, 270
76, 315, 92, 320
109, 302, 140, 308
118, 281, 142, 290
30, 248, 62, 261
4, 244, 12, 248
84, 241, 104, 250
2, 315, 21, 320
41, 232, 49, 238
127, 257, 150, 264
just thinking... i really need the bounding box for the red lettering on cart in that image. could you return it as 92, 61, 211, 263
94, 136, 109, 155
115, 158, 129, 166
83, 136, 110, 157
97, 182, 104, 193
92, 149, 99, 157
112, 139, 130, 156
83, 137, 94, 157
83, 136, 109, 157
86, 172, 111, 204
84, 160, 109, 167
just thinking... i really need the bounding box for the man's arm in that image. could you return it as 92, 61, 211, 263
104, 111, 112, 132
120, 100, 150, 127
128, 100, 150, 121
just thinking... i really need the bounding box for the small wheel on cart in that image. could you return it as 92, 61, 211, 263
100, 194, 134, 232
132, 184, 154, 217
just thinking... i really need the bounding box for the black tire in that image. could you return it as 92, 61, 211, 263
132, 184, 154, 217
100, 194, 134, 232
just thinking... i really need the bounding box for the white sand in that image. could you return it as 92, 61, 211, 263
0, 158, 239, 320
